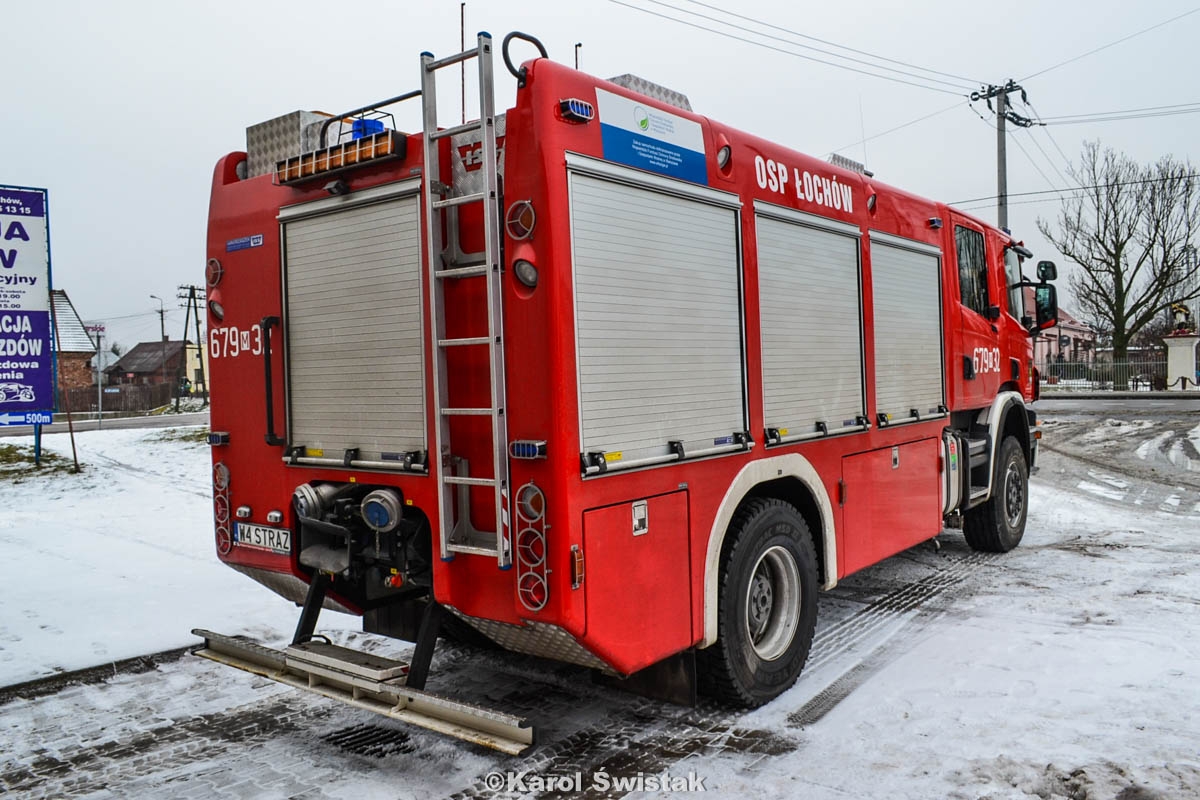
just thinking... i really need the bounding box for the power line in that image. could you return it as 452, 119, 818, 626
679, 0, 983, 87
1018, 125, 1073, 189
1044, 107, 1200, 125
951, 173, 1200, 206
826, 100, 962, 157
1036, 101, 1200, 121
1009, 128, 1058, 193
1021, 6, 1200, 81
606, 0, 969, 96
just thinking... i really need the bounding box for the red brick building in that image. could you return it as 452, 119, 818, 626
50, 290, 98, 390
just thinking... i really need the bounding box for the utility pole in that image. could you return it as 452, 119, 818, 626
85, 323, 105, 428
179, 284, 208, 405
970, 79, 1034, 231
150, 294, 167, 396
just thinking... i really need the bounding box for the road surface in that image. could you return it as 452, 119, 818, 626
0, 411, 209, 438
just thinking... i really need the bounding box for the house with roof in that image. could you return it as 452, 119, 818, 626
105, 340, 188, 386
50, 290, 99, 391
1024, 287, 1097, 365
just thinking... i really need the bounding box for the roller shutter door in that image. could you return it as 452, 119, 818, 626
757, 210, 864, 441
570, 172, 745, 468
870, 235, 945, 422
283, 195, 425, 463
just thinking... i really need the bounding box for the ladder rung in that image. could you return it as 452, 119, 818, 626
448, 542, 500, 557
429, 120, 486, 142
440, 407, 495, 416
435, 265, 488, 279
425, 49, 479, 72
444, 476, 497, 487
432, 192, 486, 210
439, 336, 491, 347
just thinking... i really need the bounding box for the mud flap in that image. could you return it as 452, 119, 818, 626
191, 629, 533, 755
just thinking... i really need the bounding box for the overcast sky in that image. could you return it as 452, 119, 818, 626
5, 0, 1197, 352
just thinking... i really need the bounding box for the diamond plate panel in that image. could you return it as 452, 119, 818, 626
447, 606, 616, 674
606, 74, 692, 111
245, 110, 330, 179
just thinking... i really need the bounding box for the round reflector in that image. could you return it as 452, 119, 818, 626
206, 258, 224, 287
505, 200, 536, 240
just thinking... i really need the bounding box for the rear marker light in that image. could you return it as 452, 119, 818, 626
518, 573, 548, 610
513, 259, 538, 288
716, 145, 731, 169
213, 461, 232, 555
510, 440, 547, 460
516, 484, 545, 522
208, 288, 225, 321
208, 431, 230, 446
558, 98, 595, 122
515, 482, 548, 611
236, 505, 252, 520
266, 510, 283, 524
213, 463, 231, 491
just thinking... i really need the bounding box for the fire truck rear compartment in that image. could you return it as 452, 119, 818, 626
279, 185, 427, 472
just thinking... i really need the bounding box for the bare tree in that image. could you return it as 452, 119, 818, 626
1037, 141, 1199, 378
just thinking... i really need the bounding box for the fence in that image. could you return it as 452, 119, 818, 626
1037, 359, 1172, 391
57, 383, 174, 415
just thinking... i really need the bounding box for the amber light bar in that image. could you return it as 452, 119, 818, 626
275, 130, 407, 185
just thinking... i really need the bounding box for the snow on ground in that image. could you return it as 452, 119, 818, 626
0, 427, 355, 686
2, 415, 1200, 798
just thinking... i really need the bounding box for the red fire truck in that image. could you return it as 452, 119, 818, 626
193, 32, 1059, 753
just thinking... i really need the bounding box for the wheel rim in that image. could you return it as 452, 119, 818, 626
1004, 460, 1024, 528
743, 545, 802, 661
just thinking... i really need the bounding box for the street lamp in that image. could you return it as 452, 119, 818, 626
150, 294, 167, 389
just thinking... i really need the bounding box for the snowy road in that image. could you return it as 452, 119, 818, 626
1, 413, 1199, 799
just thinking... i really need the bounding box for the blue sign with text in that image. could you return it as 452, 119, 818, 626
0, 186, 53, 420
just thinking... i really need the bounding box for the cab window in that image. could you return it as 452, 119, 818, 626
955, 226, 989, 315
1004, 247, 1025, 321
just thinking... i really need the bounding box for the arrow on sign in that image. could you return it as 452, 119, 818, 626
0, 412, 53, 426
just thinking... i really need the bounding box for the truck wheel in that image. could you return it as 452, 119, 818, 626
698, 497, 819, 708
964, 435, 1028, 552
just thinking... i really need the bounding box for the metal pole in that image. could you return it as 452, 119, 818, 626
997, 87, 1008, 231
150, 294, 166, 403
95, 329, 102, 429
575, 43, 582, 70
49, 298, 80, 473
191, 287, 208, 405
176, 294, 190, 412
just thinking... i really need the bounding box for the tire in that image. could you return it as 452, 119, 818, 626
698, 497, 819, 708
964, 435, 1028, 552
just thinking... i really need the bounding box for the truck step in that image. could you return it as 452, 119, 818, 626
286, 640, 409, 681
191, 629, 533, 755
967, 437, 990, 470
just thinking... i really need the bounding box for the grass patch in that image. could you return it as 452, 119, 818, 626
152, 427, 210, 444
0, 443, 74, 482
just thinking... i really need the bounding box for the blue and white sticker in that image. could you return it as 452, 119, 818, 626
226, 233, 264, 252
596, 89, 707, 185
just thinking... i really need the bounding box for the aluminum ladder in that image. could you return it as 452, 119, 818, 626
420, 34, 511, 567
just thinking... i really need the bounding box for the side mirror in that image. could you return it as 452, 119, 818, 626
1037, 260, 1057, 282
1035, 284, 1058, 331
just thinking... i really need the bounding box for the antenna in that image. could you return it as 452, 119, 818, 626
461, 3, 467, 124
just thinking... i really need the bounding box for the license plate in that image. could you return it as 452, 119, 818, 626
234, 523, 292, 554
